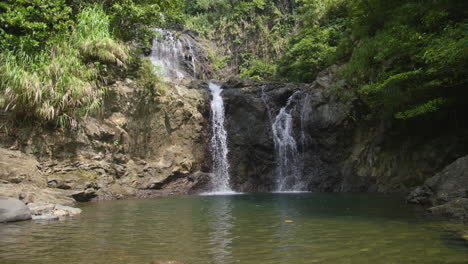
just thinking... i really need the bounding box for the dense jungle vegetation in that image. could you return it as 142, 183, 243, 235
0, 0, 467, 125
185, 0, 467, 121
0, 0, 182, 125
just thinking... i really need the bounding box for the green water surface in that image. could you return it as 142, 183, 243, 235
0, 193, 467, 264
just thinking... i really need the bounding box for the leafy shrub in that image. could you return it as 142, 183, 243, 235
0, 5, 128, 125
240, 59, 276, 81
0, 0, 73, 52
135, 58, 167, 96
342, 0, 468, 120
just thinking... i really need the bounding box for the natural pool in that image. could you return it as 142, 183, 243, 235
0, 193, 467, 264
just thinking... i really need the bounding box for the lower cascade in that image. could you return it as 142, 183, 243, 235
272, 92, 304, 191
208, 82, 233, 193
263, 90, 312, 192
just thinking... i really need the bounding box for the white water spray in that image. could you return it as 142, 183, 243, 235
208, 82, 233, 193
272, 92, 304, 191
149, 28, 197, 79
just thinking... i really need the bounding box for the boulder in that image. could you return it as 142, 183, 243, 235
428, 199, 468, 222
408, 155, 468, 221
28, 203, 81, 221
72, 188, 97, 202
0, 197, 31, 223
408, 155, 468, 206
424, 155, 468, 204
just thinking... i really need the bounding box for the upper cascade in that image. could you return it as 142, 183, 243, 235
148, 28, 199, 80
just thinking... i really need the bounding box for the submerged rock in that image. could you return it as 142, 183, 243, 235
0, 197, 32, 223
28, 203, 81, 221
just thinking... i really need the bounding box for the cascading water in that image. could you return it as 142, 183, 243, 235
149, 28, 197, 79
271, 92, 304, 192
149, 28, 234, 194
208, 82, 233, 193
186, 38, 197, 79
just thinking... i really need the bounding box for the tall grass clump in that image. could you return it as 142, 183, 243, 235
75, 6, 129, 66
0, 5, 129, 126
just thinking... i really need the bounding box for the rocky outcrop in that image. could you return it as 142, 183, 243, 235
0, 198, 31, 223
0, 148, 43, 186
0, 79, 211, 205
222, 66, 468, 194
222, 66, 355, 192
1, 61, 466, 210
408, 155, 468, 221
0, 148, 76, 205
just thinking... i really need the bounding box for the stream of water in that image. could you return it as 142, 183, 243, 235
149, 28, 197, 79
208, 82, 233, 193
268, 91, 312, 192
1, 193, 466, 264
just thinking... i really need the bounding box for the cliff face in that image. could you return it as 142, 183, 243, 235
0, 79, 212, 204
1, 65, 467, 209
221, 66, 468, 194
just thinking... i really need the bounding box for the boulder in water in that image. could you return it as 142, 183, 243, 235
428, 199, 468, 222
28, 203, 81, 221
0, 197, 32, 223
408, 155, 468, 222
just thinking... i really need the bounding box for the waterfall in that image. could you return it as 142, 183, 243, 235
149, 28, 197, 79
186, 38, 197, 79
208, 82, 233, 193
262, 88, 312, 192
272, 92, 305, 192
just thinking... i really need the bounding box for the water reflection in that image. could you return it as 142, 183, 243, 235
1, 194, 467, 264
273, 194, 303, 263
205, 196, 235, 264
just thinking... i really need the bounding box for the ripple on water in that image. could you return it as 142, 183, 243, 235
0, 193, 467, 264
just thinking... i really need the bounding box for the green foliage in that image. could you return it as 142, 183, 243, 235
272, 0, 467, 121
0, 0, 184, 125
276, 0, 348, 82
277, 26, 337, 82
75, 6, 129, 66
184, 0, 296, 76
0, 0, 72, 52
135, 58, 167, 96
65, 0, 184, 44
342, 0, 468, 120
108, 0, 184, 43
239, 59, 276, 81
395, 98, 447, 120
0, 5, 129, 124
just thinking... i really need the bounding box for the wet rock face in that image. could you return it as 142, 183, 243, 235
223, 65, 468, 194
222, 84, 276, 191
222, 67, 354, 192
148, 29, 217, 81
